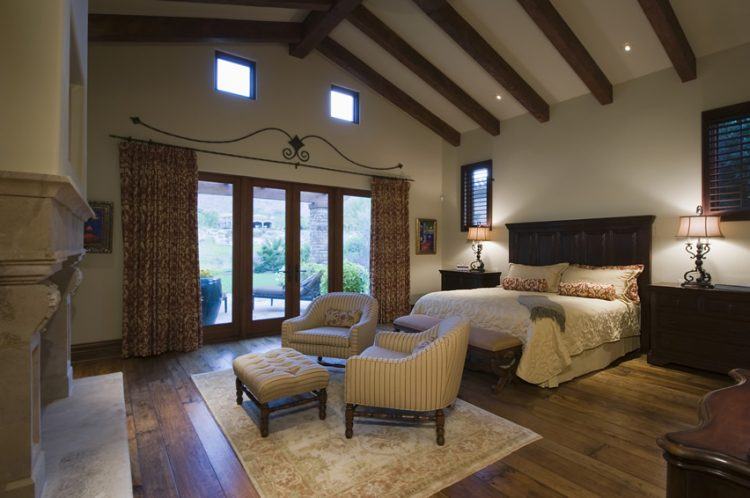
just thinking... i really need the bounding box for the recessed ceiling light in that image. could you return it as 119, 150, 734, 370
495, 95, 502, 101
623, 43, 632, 53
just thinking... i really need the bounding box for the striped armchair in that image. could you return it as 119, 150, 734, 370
344, 316, 470, 445
281, 292, 378, 366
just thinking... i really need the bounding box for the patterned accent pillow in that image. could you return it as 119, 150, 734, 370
574, 264, 644, 303
502, 276, 549, 293
559, 282, 617, 301
324, 309, 362, 328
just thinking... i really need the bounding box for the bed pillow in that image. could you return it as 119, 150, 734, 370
559, 282, 617, 301
502, 276, 549, 293
560, 264, 644, 303
505, 262, 569, 293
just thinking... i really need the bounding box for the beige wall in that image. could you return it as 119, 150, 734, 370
442, 43, 750, 286
0, 0, 88, 194
74, 43, 445, 344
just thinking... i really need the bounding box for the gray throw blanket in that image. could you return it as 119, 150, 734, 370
517, 295, 566, 332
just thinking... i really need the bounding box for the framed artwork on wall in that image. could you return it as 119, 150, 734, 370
416, 218, 437, 255
84, 201, 113, 253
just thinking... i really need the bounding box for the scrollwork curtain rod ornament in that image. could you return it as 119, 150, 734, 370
109, 134, 413, 182
129, 116, 404, 172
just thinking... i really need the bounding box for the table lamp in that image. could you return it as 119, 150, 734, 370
467, 225, 490, 272
676, 205, 723, 288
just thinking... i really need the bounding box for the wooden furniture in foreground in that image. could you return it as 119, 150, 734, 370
393, 314, 523, 392
507, 215, 655, 351
345, 317, 470, 445
658, 369, 750, 497
233, 348, 329, 437
439, 269, 501, 291
649, 283, 750, 374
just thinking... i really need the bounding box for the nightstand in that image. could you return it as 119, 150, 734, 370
649, 283, 750, 374
439, 269, 501, 291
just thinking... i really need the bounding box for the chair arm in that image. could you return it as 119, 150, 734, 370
374, 329, 435, 354
349, 309, 378, 354
281, 313, 320, 345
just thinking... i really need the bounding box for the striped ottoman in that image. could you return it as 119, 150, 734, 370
233, 348, 329, 437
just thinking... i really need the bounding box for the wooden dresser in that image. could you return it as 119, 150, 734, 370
649, 283, 750, 374
659, 369, 750, 497
439, 269, 501, 291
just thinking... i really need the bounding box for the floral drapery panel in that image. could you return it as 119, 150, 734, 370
370, 177, 411, 322
120, 141, 202, 358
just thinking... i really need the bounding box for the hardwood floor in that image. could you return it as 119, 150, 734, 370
73, 337, 730, 497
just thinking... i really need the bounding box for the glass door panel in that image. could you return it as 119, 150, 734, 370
343, 194, 371, 293
299, 191, 329, 313
198, 180, 234, 326
251, 186, 288, 321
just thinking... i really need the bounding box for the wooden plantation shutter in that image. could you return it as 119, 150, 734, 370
703, 101, 750, 220
460, 160, 492, 231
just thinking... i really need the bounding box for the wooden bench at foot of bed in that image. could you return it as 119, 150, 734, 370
393, 314, 523, 393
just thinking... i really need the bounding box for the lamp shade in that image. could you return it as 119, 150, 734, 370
467, 225, 490, 241
676, 215, 723, 238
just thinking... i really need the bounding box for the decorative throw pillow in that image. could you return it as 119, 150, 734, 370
324, 309, 362, 328
506, 262, 569, 293
560, 264, 644, 303
559, 282, 617, 301
502, 276, 549, 293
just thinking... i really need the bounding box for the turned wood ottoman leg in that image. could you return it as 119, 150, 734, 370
435, 409, 445, 446
235, 378, 243, 405
318, 388, 327, 420
259, 403, 270, 437
345, 403, 354, 439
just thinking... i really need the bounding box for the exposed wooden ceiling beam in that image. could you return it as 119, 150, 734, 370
88, 14, 302, 43
161, 0, 333, 10
413, 0, 549, 122
349, 6, 499, 136
317, 38, 461, 146
290, 0, 363, 58
637, 0, 696, 82
517, 0, 612, 105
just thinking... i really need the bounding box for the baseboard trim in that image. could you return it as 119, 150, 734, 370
71, 339, 122, 363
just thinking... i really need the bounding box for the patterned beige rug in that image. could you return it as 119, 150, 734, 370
192, 369, 540, 498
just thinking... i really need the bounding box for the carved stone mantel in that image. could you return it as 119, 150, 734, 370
0, 171, 94, 498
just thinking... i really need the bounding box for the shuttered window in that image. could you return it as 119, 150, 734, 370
460, 160, 492, 231
703, 101, 750, 220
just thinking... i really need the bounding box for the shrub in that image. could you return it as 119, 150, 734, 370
343, 261, 368, 293
301, 263, 328, 294
255, 238, 285, 273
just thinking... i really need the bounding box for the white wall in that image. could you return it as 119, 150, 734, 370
442, 43, 750, 286
74, 43, 445, 344
0, 0, 88, 194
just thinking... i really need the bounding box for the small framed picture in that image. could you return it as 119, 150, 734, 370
84, 201, 113, 254
416, 218, 437, 255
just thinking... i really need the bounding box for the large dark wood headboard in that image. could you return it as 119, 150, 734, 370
506, 215, 655, 350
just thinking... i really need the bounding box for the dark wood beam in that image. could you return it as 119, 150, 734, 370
88, 14, 302, 43
413, 0, 549, 122
349, 6, 499, 135
162, 0, 333, 9
290, 0, 363, 58
317, 38, 461, 146
517, 0, 612, 105
637, 0, 696, 82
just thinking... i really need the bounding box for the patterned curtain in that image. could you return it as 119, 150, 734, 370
119, 141, 202, 358
370, 177, 411, 322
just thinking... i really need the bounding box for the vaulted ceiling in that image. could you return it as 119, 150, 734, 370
89, 0, 750, 144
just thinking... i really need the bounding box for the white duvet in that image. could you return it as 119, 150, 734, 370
411, 287, 640, 385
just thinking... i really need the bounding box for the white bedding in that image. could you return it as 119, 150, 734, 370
411, 287, 640, 385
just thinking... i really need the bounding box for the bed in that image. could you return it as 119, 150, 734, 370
413, 215, 655, 387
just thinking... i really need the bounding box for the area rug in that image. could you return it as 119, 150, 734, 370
192, 369, 540, 498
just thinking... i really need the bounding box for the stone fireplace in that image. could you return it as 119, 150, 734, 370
0, 171, 93, 498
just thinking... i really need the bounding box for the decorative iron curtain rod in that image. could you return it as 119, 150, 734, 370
108, 135, 414, 182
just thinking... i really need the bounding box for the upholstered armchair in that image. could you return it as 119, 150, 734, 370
344, 316, 470, 445
281, 292, 378, 366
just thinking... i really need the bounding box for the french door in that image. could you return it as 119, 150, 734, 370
198, 173, 370, 341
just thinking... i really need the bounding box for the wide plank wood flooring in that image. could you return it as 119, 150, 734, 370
73, 337, 731, 497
